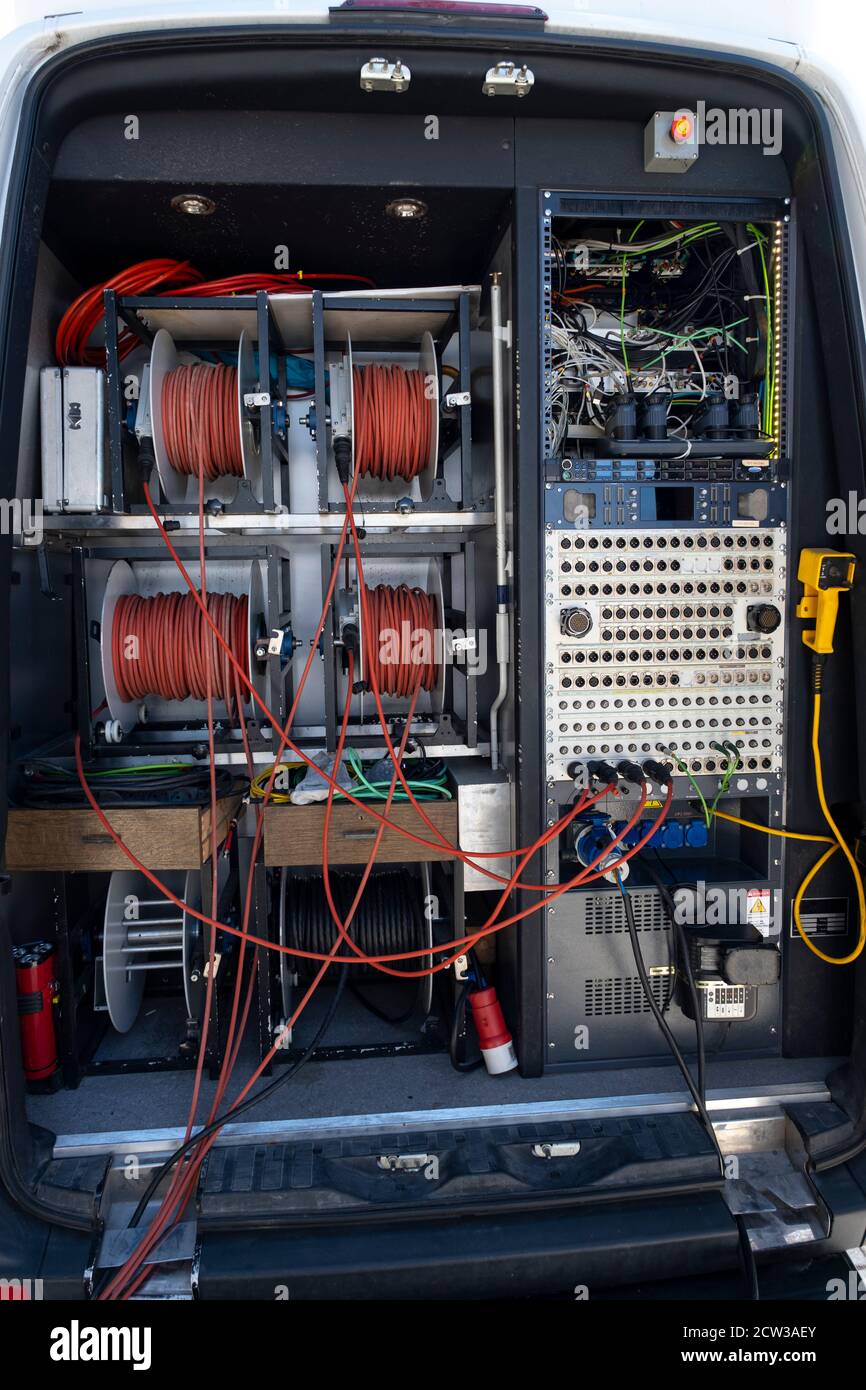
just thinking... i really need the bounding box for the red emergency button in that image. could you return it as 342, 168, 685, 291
670, 112, 694, 144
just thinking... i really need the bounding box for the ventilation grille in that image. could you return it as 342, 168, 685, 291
583, 891, 666, 935
584, 975, 670, 1017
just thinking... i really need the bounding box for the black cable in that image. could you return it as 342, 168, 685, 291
639, 855, 708, 1106
16, 760, 245, 807
448, 982, 483, 1073
616, 874, 724, 1173
288, 871, 426, 984
350, 981, 417, 1026
127, 964, 349, 1229
628, 863, 761, 1299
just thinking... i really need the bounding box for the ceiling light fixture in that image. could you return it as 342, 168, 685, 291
385, 197, 428, 220
171, 193, 217, 216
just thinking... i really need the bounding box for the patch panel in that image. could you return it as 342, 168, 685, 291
545, 526, 786, 783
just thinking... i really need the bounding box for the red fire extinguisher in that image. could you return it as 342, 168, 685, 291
13, 941, 59, 1081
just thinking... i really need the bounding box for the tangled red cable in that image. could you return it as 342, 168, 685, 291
55, 257, 375, 366
353, 363, 432, 481
112, 590, 249, 714
361, 583, 439, 697
161, 362, 243, 480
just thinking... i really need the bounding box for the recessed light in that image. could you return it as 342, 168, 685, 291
386, 197, 428, 220
171, 193, 217, 216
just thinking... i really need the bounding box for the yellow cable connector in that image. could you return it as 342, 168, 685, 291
792, 548, 864, 964
796, 548, 855, 655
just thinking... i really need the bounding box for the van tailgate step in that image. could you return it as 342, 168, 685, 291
198, 1111, 721, 1220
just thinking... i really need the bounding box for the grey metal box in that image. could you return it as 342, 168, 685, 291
40, 366, 107, 512
545, 886, 780, 1067
644, 110, 699, 174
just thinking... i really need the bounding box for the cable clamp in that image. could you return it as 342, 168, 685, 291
453, 953, 470, 981
244, 392, 271, 408
444, 390, 471, 408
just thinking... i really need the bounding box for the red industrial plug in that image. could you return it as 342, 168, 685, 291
468, 987, 518, 1075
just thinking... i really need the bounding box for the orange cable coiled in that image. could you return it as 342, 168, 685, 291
161, 362, 244, 480
112, 590, 249, 715
55, 258, 375, 367
352, 363, 432, 482
361, 583, 439, 697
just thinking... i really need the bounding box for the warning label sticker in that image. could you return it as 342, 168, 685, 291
747, 888, 772, 938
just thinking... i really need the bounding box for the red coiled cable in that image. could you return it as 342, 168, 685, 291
112, 590, 249, 715
56, 258, 376, 367
361, 583, 438, 697
161, 362, 244, 480
353, 363, 432, 482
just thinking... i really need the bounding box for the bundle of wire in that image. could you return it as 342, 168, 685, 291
361, 582, 439, 696
16, 760, 243, 808
353, 363, 432, 481
161, 362, 243, 480
55, 257, 375, 367
250, 748, 451, 804
111, 590, 249, 715
547, 220, 773, 453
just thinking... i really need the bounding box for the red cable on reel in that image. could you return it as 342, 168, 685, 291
161, 362, 244, 480
353, 363, 432, 482
361, 583, 439, 697
112, 590, 249, 715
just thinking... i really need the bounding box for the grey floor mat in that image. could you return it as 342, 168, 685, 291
27, 1051, 835, 1138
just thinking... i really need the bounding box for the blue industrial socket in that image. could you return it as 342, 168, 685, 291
612, 817, 709, 850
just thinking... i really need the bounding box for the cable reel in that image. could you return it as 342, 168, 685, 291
148, 328, 264, 504
334, 556, 446, 729
328, 331, 440, 499
99, 868, 213, 1034
275, 866, 434, 1043
98, 558, 268, 735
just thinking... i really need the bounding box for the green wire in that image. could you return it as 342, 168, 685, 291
665, 747, 711, 827
614, 223, 721, 257
638, 317, 748, 343
619, 221, 644, 378
747, 222, 774, 439
35, 762, 191, 779
709, 745, 741, 817
333, 750, 451, 802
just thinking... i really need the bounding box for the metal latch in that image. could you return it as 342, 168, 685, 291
377, 1152, 437, 1173
531, 1141, 581, 1159
445, 390, 472, 408
360, 57, 411, 93
483, 61, 534, 98
244, 391, 270, 408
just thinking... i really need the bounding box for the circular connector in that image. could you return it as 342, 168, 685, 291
746, 603, 782, 635
561, 606, 592, 639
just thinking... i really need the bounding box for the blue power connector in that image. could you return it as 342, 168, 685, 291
684, 819, 709, 848
612, 816, 710, 851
